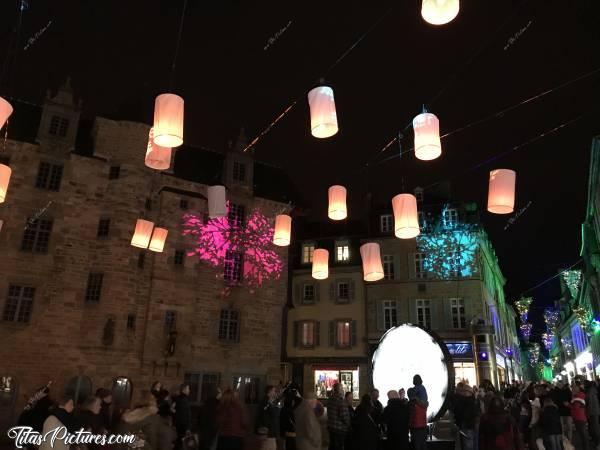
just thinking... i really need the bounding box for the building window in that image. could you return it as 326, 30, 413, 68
302, 284, 315, 304
414, 188, 424, 202
21, 218, 53, 253
228, 203, 245, 228
185, 373, 221, 404
233, 161, 246, 182
85, 273, 104, 303
137, 252, 145, 269
165, 310, 177, 333
145, 198, 152, 210
418, 212, 426, 230
449, 252, 461, 278
126, 314, 136, 331
383, 300, 398, 330
219, 309, 240, 342
97, 218, 110, 238
414, 253, 426, 279
383, 255, 394, 280
380, 214, 393, 233
109, 166, 120, 180
451, 298, 466, 329
416, 299, 431, 329
302, 243, 315, 264
232, 376, 260, 404
299, 321, 316, 347
337, 282, 350, 303
335, 321, 352, 348
112, 377, 133, 409
65, 376, 92, 406
335, 241, 350, 262
35, 162, 63, 191
3, 285, 35, 323
174, 250, 185, 266
443, 208, 458, 229
49, 115, 69, 137
224, 251, 243, 283
180, 199, 188, 210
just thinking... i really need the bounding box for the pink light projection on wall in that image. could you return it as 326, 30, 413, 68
182, 204, 284, 289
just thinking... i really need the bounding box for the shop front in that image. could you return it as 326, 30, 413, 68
313, 366, 360, 400
575, 350, 594, 380
446, 341, 477, 387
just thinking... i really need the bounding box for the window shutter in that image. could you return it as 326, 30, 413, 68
463, 297, 472, 328
315, 283, 320, 303
293, 321, 299, 347
349, 280, 355, 301
443, 298, 453, 330
351, 321, 357, 346
408, 253, 416, 279
329, 283, 336, 302
295, 284, 301, 305
376, 301, 384, 331
393, 254, 401, 280
395, 301, 401, 327
315, 321, 321, 346
329, 321, 335, 346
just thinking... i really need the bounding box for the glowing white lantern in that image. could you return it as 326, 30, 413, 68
153, 93, 184, 148
312, 249, 329, 280
131, 219, 154, 249
148, 227, 169, 253
421, 0, 460, 25
207, 185, 227, 218
328, 185, 347, 221
0, 164, 11, 203
392, 193, 420, 239
0, 96, 13, 129
487, 169, 516, 214
273, 214, 292, 247
360, 243, 384, 282
413, 112, 441, 161
372, 324, 450, 422
307, 86, 338, 139
145, 128, 172, 170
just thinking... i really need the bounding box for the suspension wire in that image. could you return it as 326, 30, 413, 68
169, 0, 189, 91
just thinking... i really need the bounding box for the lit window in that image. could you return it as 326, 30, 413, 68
336, 321, 352, 348
2, 285, 35, 323
302, 284, 315, 304
299, 321, 315, 347
219, 309, 240, 342
451, 298, 466, 329
233, 161, 246, 182
380, 214, 393, 233
383, 255, 394, 280
383, 300, 398, 330
416, 299, 431, 329
414, 253, 426, 279
336, 241, 350, 262
302, 243, 315, 264
443, 208, 458, 229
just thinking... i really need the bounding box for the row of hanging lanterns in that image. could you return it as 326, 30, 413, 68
131, 219, 169, 252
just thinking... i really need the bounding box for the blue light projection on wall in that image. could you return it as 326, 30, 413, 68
417, 228, 479, 279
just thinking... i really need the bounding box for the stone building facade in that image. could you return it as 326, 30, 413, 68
0, 82, 294, 431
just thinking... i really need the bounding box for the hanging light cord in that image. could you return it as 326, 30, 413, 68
513, 258, 583, 305
169, 0, 189, 91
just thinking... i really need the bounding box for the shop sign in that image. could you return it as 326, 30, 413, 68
446, 342, 473, 357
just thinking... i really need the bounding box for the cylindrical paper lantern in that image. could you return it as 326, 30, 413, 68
0, 96, 13, 129
312, 249, 329, 280
413, 112, 441, 161
421, 0, 460, 25
145, 128, 172, 170
0, 164, 11, 203
153, 93, 184, 148
392, 193, 420, 239
148, 227, 169, 252
328, 185, 347, 221
307, 86, 338, 139
488, 169, 516, 214
207, 185, 227, 218
131, 219, 154, 249
273, 214, 292, 247
360, 243, 384, 282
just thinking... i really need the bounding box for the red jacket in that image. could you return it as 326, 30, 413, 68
410, 401, 427, 429
571, 392, 587, 423
216, 401, 247, 437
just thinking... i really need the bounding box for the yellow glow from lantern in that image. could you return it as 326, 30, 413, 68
273, 214, 292, 247
392, 193, 420, 239
328, 185, 347, 221
131, 219, 154, 249
308, 86, 338, 139
153, 93, 184, 148
0, 97, 13, 130
148, 227, 169, 252
488, 169, 516, 214
312, 249, 329, 280
421, 0, 460, 25
360, 243, 384, 282
0, 164, 11, 203
413, 112, 441, 161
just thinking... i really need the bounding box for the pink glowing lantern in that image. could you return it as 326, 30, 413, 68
145, 128, 172, 170
273, 214, 292, 247
360, 243, 384, 282
413, 112, 441, 161
392, 193, 420, 239
148, 227, 169, 253
0, 96, 13, 130
328, 185, 347, 221
153, 93, 184, 148
207, 185, 227, 218
131, 219, 154, 248
312, 249, 329, 280
308, 86, 338, 139
487, 169, 516, 214
421, 0, 460, 25
0, 164, 11, 203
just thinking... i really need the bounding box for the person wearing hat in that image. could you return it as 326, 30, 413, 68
453, 383, 480, 450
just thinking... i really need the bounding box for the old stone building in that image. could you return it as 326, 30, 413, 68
0, 81, 296, 431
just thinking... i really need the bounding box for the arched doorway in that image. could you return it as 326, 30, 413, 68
64, 375, 93, 406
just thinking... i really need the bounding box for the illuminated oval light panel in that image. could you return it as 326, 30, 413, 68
0, 164, 11, 203
308, 86, 338, 139
153, 93, 184, 148
328, 185, 347, 220
487, 169, 516, 214
372, 324, 450, 422
413, 112, 441, 161
312, 249, 329, 280
145, 128, 172, 170
421, 0, 460, 25
131, 219, 154, 249
273, 214, 292, 247
207, 185, 227, 218
0, 96, 13, 129
148, 227, 169, 253
392, 193, 420, 239
360, 243, 384, 282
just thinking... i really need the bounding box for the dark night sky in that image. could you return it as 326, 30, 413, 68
1, 0, 600, 336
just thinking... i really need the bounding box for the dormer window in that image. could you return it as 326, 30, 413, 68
49, 116, 69, 137
233, 161, 246, 182
414, 187, 424, 203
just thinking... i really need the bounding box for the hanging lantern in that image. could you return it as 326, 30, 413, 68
328, 185, 347, 221
0, 96, 13, 129
360, 243, 384, 282
145, 128, 172, 170
207, 185, 227, 218
131, 219, 154, 249
148, 227, 169, 252
487, 169, 516, 214
413, 112, 441, 161
312, 249, 329, 280
153, 93, 184, 148
421, 0, 460, 25
273, 214, 292, 247
392, 193, 420, 239
0, 164, 11, 203
307, 86, 338, 139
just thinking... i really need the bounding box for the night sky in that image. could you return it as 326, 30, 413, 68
1, 0, 600, 337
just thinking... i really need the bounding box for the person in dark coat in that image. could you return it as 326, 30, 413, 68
352, 394, 380, 450
96, 388, 114, 432
151, 381, 163, 401
370, 389, 384, 426
479, 396, 523, 450
539, 397, 563, 450
452, 384, 480, 450
585, 380, 600, 448
344, 392, 356, 450
198, 386, 220, 450
255, 385, 281, 450
174, 384, 192, 449
550, 381, 572, 441
280, 393, 298, 450
382, 390, 409, 450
